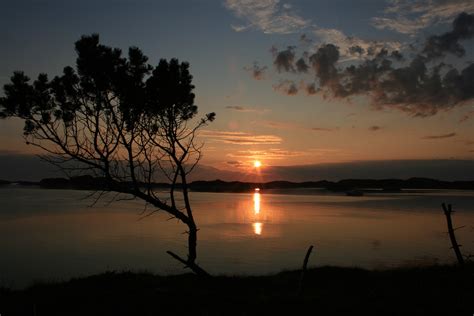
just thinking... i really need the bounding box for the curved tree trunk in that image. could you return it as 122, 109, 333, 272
166, 220, 209, 276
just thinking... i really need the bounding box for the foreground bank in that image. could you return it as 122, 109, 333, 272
1, 264, 473, 315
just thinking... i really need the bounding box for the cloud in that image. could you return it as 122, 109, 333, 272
303, 82, 318, 95
273, 46, 296, 72
260, 120, 298, 129
244, 62, 268, 80
227, 148, 306, 160
0, 153, 63, 181
311, 127, 338, 132
273, 80, 298, 95
268, 13, 474, 117
192, 159, 474, 182
422, 132, 457, 139
369, 125, 383, 131
459, 110, 474, 122
201, 130, 282, 145
295, 57, 309, 73
225, 105, 268, 113
372, 17, 428, 35
423, 12, 474, 59
308, 44, 341, 88
312, 28, 402, 61
372, 0, 474, 35
224, 0, 309, 34
226, 160, 244, 167
300, 33, 312, 45
259, 120, 338, 131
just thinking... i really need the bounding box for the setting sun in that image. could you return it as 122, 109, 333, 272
253, 160, 262, 168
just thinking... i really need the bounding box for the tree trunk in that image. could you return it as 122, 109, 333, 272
167, 217, 210, 277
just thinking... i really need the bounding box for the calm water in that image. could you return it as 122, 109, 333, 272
1, 186, 473, 288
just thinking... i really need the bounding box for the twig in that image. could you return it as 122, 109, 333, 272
298, 245, 314, 296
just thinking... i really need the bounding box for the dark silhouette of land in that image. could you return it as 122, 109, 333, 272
1, 264, 473, 315
2, 176, 471, 192
189, 178, 474, 192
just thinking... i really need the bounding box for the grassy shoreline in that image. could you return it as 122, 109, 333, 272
1, 264, 473, 315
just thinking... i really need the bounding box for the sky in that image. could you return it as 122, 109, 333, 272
0, 0, 473, 181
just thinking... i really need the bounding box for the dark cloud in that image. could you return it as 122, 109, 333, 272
309, 44, 340, 88
295, 57, 309, 73
422, 132, 457, 139
423, 12, 474, 59
266, 159, 474, 182
269, 12, 474, 117
273, 46, 296, 72
1, 153, 473, 182
390, 50, 404, 61
369, 125, 382, 131
273, 80, 298, 95
244, 62, 268, 80
349, 45, 365, 56
0, 153, 63, 181
227, 160, 243, 166
304, 82, 317, 95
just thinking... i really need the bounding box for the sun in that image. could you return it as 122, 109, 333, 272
253, 160, 262, 168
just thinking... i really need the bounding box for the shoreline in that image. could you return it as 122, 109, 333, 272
2, 176, 474, 193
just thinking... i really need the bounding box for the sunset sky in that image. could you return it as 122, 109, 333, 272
1, 0, 473, 181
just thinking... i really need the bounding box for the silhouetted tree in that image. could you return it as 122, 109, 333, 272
0, 34, 215, 276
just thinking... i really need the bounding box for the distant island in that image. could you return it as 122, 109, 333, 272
1, 175, 474, 192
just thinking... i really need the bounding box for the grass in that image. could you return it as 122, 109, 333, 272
1, 264, 473, 315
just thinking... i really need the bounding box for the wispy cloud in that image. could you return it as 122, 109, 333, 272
224, 0, 309, 34
422, 132, 457, 139
372, 0, 474, 35
369, 125, 383, 131
459, 110, 474, 123
227, 148, 306, 160
201, 130, 282, 145
226, 160, 244, 167
225, 105, 269, 113
260, 120, 338, 132
311, 127, 338, 132
243, 62, 268, 80
260, 120, 297, 129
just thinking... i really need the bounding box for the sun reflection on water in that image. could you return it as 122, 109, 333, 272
253, 189, 262, 235
253, 190, 261, 214
253, 222, 263, 235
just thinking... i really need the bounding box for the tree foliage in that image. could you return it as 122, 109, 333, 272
0, 34, 215, 275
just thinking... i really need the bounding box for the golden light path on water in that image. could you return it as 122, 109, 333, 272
253, 188, 262, 235
253, 222, 263, 235
253, 189, 261, 214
